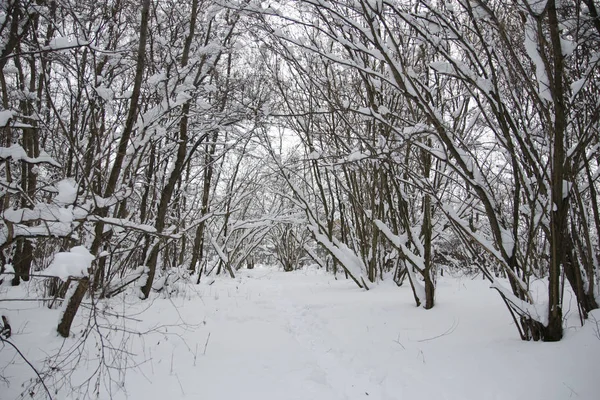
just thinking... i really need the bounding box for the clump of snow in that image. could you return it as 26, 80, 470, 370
3, 202, 74, 224
54, 179, 78, 206
347, 150, 368, 162
1, 263, 15, 274
524, 0, 549, 15
147, 72, 167, 85
43, 246, 95, 281
136, 267, 150, 299
490, 279, 548, 326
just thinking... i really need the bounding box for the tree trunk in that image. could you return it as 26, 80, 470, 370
545, 0, 567, 342
191, 131, 218, 278
57, 278, 89, 338
423, 274, 435, 310
11, 239, 33, 285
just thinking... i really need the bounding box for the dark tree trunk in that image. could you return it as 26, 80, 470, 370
545, 0, 567, 342
11, 239, 33, 285
423, 274, 435, 310
57, 278, 89, 338
191, 131, 218, 278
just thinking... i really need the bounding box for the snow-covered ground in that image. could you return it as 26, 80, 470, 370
1, 267, 599, 400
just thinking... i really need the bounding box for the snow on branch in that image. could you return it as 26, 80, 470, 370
308, 225, 368, 289
0, 110, 33, 129
210, 237, 229, 264
374, 219, 424, 272
3, 203, 76, 224
43, 37, 90, 51
0, 144, 61, 167
0, 222, 75, 245
92, 186, 133, 208
490, 279, 548, 326
373, 219, 426, 305
87, 216, 158, 235
42, 246, 95, 282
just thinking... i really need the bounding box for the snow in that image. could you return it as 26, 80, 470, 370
43, 37, 89, 50
374, 219, 426, 284
88, 216, 157, 233
347, 150, 368, 162
42, 246, 95, 281
309, 226, 367, 285
93, 187, 132, 208
0, 144, 61, 167
561, 37, 576, 57
571, 78, 586, 96
211, 237, 229, 263
95, 85, 114, 102
307, 150, 321, 160
3, 203, 74, 225
54, 178, 78, 206
405, 261, 426, 304
1, 268, 599, 400
562, 180, 572, 199
523, 19, 552, 102
499, 227, 515, 257
0, 109, 15, 126
524, 0, 548, 15
490, 279, 548, 326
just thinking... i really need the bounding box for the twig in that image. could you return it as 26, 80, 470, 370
0, 271, 84, 280
392, 333, 405, 349
417, 319, 459, 342
203, 332, 211, 355
175, 373, 185, 395
563, 382, 578, 397
0, 298, 64, 302
0, 336, 53, 400
590, 312, 600, 340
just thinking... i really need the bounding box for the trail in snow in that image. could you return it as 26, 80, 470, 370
271, 278, 388, 399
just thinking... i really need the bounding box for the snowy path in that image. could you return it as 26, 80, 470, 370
2, 267, 599, 400
271, 278, 386, 399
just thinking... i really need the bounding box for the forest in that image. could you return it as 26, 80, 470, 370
1, 0, 599, 398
